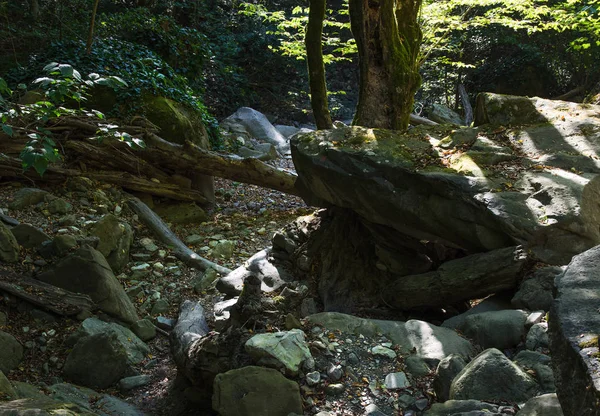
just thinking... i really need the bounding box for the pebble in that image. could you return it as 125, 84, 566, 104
306, 371, 320, 386
415, 398, 429, 411
326, 383, 345, 396
348, 352, 359, 365
156, 316, 176, 330
384, 372, 410, 389
131, 263, 150, 271
371, 346, 396, 359
140, 237, 158, 252
327, 364, 344, 381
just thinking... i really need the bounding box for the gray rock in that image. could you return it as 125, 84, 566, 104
185, 234, 204, 245
118, 375, 151, 392
424, 400, 500, 416
63, 332, 132, 389
461, 309, 528, 350
405, 355, 431, 377
0, 331, 23, 373
293, 98, 600, 267
211, 240, 235, 259
11, 223, 51, 250
254, 143, 280, 161
526, 323, 549, 351
275, 124, 302, 138
0, 222, 19, 263
245, 329, 312, 375
427, 103, 464, 125
153, 202, 208, 225
513, 350, 555, 394
237, 146, 264, 159
526, 311, 545, 329
11, 381, 47, 400
548, 245, 600, 416
212, 366, 302, 416
327, 364, 343, 381
139, 237, 158, 252
326, 383, 345, 395
53, 234, 78, 256
37, 246, 139, 324
442, 292, 514, 329
217, 248, 293, 296
384, 372, 410, 389
306, 371, 320, 386
0, 370, 17, 399
130, 319, 156, 342
47, 198, 72, 214
221, 107, 290, 154
9, 188, 50, 210
90, 214, 133, 273
308, 312, 475, 364
47, 382, 102, 411
512, 266, 564, 312
450, 348, 539, 402
151, 299, 170, 315
66, 318, 149, 365
434, 354, 467, 402
95, 394, 146, 415
372, 345, 397, 359
516, 393, 563, 416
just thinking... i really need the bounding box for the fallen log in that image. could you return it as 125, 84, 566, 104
126, 196, 232, 275
410, 113, 439, 126
0, 271, 95, 316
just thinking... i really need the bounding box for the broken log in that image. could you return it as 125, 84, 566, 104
409, 113, 439, 126
0, 271, 94, 316
126, 196, 232, 275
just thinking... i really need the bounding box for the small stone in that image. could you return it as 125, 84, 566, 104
300, 298, 318, 318
158, 250, 167, 258
257, 227, 267, 235
184, 234, 203, 245
47, 198, 72, 215
151, 299, 170, 315
119, 374, 151, 392
131, 263, 151, 271
371, 346, 397, 359
131, 319, 157, 342
327, 364, 344, 381
384, 372, 410, 389
140, 238, 158, 252
526, 311, 546, 328
398, 394, 416, 409
326, 383, 345, 396
155, 316, 176, 330
285, 313, 303, 330
306, 371, 320, 386
303, 356, 315, 371
414, 398, 428, 411
114, 205, 122, 215
212, 240, 235, 259
348, 352, 359, 365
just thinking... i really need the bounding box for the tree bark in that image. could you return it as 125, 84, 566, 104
0, 129, 299, 200
306, 0, 333, 130
126, 196, 233, 275
349, 0, 423, 130
0, 271, 94, 316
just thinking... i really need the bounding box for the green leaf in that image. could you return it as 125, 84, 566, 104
58, 64, 74, 78
43, 62, 59, 72
2, 124, 13, 137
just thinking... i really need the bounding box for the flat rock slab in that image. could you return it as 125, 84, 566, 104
549, 245, 600, 416
292, 96, 600, 264
245, 329, 312, 376
212, 366, 302, 416
307, 312, 475, 364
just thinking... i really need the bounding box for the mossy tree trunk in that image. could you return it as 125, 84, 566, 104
349, 0, 423, 130
306, 0, 333, 130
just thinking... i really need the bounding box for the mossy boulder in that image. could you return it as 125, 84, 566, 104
143, 95, 210, 149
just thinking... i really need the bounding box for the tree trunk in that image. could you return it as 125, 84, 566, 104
306, 0, 333, 130
458, 83, 473, 126
86, 0, 101, 54
349, 0, 423, 130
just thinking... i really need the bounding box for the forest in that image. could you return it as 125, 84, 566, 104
0, 1, 600, 416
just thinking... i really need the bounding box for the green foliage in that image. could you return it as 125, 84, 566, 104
239, 1, 356, 64
0, 63, 144, 176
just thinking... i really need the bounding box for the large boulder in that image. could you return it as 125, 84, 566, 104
307, 312, 475, 364
512, 266, 564, 311
212, 366, 303, 416
221, 107, 290, 154
0, 331, 23, 373
36, 246, 139, 324
245, 329, 312, 376
460, 309, 528, 350
63, 332, 133, 389
90, 214, 133, 273
291, 95, 600, 265
0, 222, 19, 263
66, 318, 149, 365
449, 348, 539, 402
549, 245, 600, 416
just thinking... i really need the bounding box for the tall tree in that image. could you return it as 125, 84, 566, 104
349, 0, 423, 130
306, 0, 333, 130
